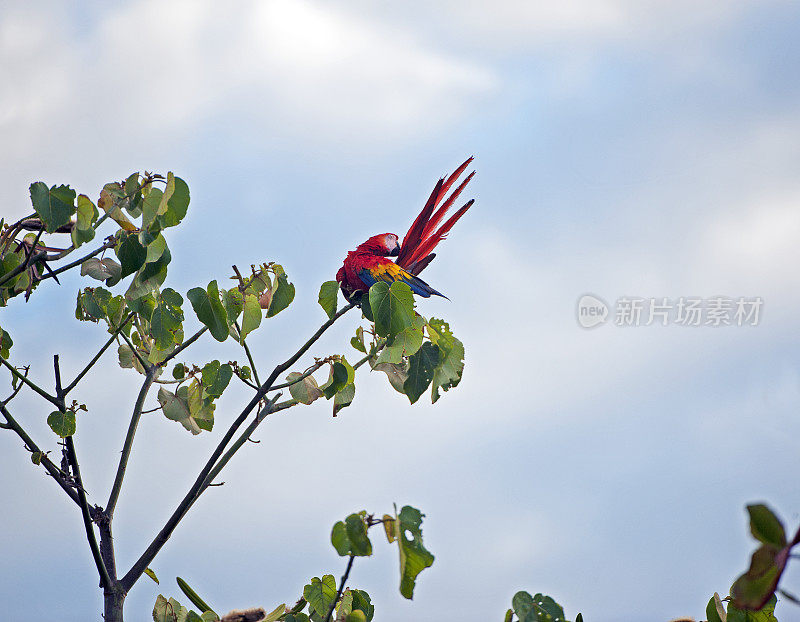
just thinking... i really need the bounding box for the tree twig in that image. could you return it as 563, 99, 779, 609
158, 326, 208, 368
65, 435, 112, 589
234, 321, 261, 387
38, 237, 116, 282
54, 355, 111, 590
106, 368, 157, 519
64, 313, 135, 395
0, 357, 61, 408
325, 555, 355, 622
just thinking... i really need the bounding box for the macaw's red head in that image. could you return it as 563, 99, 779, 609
356, 233, 401, 256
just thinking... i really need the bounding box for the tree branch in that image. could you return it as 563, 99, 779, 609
325, 555, 355, 622
65, 435, 112, 589
0, 403, 80, 506
38, 237, 116, 282
106, 368, 157, 519
157, 326, 208, 368
0, 357, 62, 408
53, 354, 111, 590
118, 330, 151, 373
0, 249, 46, 288
63, 312, 135, 395
234, 321, 261, 387
120, 302, 356, 591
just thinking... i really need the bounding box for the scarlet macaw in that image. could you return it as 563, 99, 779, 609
336, 158, 475, 303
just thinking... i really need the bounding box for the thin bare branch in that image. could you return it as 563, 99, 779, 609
65, 435, 112, 589
157, 326, 208, 368
0, 357, 61, 408
106, 368, 157, 519
38, 237, 116, 282
64, 313, 135, 395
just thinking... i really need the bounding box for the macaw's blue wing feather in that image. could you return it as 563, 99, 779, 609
357, 264, 447, 299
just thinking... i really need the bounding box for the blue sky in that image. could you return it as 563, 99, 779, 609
2, 1, 800, 620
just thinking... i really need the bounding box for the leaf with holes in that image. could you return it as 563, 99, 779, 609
48, 410, 76, 438
395, 505, 434, 599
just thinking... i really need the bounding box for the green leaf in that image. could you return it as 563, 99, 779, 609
427, 319, 465, 403
201, 361, 232, 397
396, 506, 434, 599
187, 281, 229, 342
731, 545, 784, 611
728, 594, 778, 622
81, 258, 115, 281
372, 361, 408, 394
706, 594, 724, 622
375, 316, 425, 365
336, 591, 353, 618
153, 594, 189, 622
0, 328, 12, 359
303, 575, 337, 617
126, 245, 171, 300
318, 281, 339, 319
748, 504, 787, 547
331, 513, 373, 557
71, 194, 98, 247
118, 344, 147, 374
150, 302, 183, 350
239, 293, 262, 340
350, 590, 374, 621
30, 182, 76, 233
264, 603, 287, 622
333, 382, 355, 417
222, 288, 244, 325
142, 187, 164, 230
322, 362, 349, 399
98, 183, 137, 232
30, 451, 44, 465
79, 286, 113, 320
116, 233, 148, 278
350, 326, 367, 353
144, 568, 160, 585
102, 258, 123, 286
266, 272, 295, 317
403, 342, 439, 404
176, 577, 217, 618
48, 410, 76, 438
158, 174, 190, 228
368, 281, 415, 339
158, 385, 214, 435
286, 372, 324, 405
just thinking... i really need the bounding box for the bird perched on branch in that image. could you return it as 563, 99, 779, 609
336, 158, 475, 303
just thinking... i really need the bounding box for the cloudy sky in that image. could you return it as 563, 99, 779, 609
2, 1, 800, 620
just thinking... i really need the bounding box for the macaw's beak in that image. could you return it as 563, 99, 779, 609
389, 243, 400, 257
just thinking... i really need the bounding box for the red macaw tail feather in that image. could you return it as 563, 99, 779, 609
398, 157, 474, 271
397, 178, 443, 267
420, 170, 475, 241
405, 199, 474, 269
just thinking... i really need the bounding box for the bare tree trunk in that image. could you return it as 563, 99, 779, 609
104, 588, 125, 622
